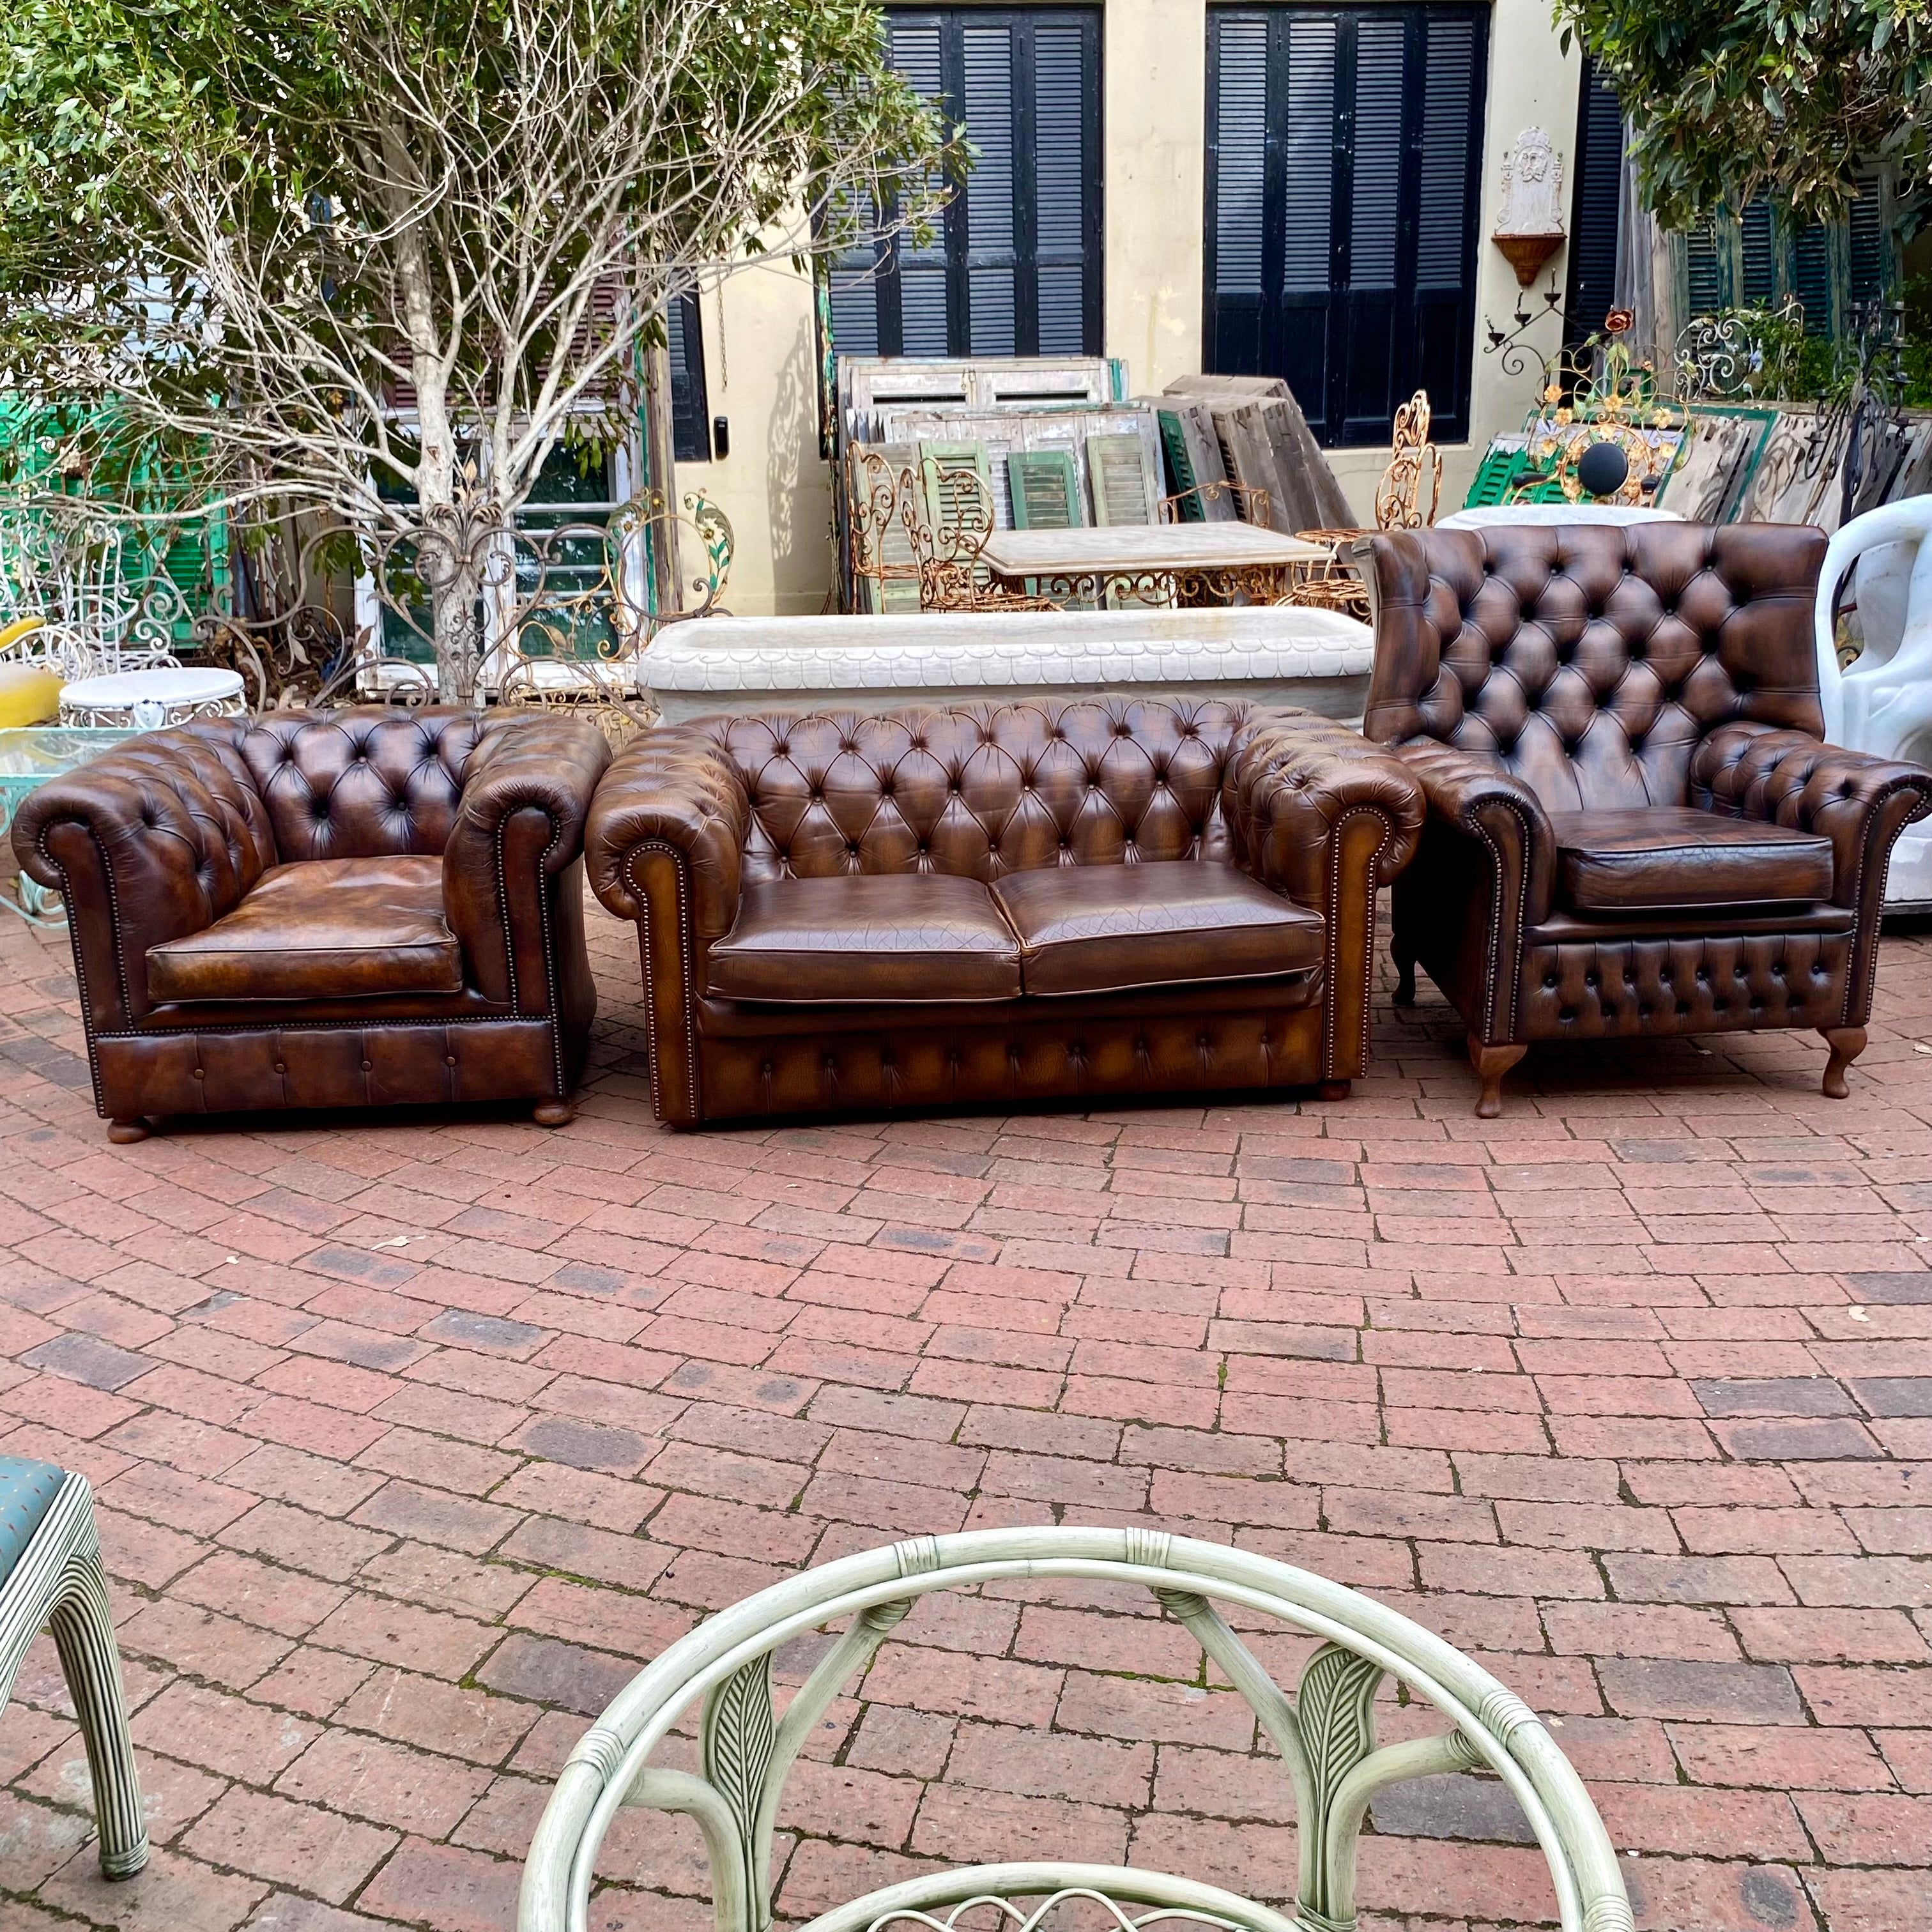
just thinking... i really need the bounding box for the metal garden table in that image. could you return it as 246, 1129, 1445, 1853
977, 525, 1330, 608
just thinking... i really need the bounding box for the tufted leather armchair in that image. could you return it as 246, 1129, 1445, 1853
586, 698, 1423, 1126
1365, 523, 1932, 1114
13, 707, 610, 1140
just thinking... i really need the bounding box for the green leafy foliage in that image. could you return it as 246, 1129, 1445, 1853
1558, 0, 1930, 229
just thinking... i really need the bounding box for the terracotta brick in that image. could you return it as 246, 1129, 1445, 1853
184, 1787, 397, 1903
38, 1844, 269, 1932
335, 1666, 537, 1765
310, 1590, 498, 1678
357, 1837, 523, 1932
1667, 1722, 1892, 1790
275, 1728, 494, 1834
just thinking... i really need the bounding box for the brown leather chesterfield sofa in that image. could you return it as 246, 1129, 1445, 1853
585, 698, 1424, 1126
13, 707, 610, 1141
1364, 522, 1932, 1116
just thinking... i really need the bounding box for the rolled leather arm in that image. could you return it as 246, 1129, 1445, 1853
445, 712, 613, 1011
12, 725, 274, 1029
1397, 740, 1558, 928
453, 712, 612, 870
1227, 712, 1425, 1082
1691, 721, 1932, 911
585, 728, 750, 935
585, 728, 752, 1126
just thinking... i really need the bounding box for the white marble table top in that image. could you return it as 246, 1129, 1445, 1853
59, 668, 245, 706
977, 525, 1330, 574
1438, 504, 1685, 529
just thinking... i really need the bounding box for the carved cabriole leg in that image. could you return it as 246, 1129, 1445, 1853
107, 1117, 149, 1144
1820, 1026, 1867, 1100
1392, 944, 1418, 1008
1468, 1037, 1527, 1119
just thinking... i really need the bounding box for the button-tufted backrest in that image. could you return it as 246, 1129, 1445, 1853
235, 708, 485, 861
1363, 524, 1828, 812
695, 700, 1254, 882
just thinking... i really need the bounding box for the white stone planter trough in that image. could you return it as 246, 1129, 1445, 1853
641, 606, 1374, 724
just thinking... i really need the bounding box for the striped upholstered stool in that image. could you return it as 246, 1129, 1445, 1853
0, 1457, 147, 1876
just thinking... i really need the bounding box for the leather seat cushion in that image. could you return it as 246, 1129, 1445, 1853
705, 875, 1022, 1003
993, 859, 1324, 996
146, 855, 464, 1003
1551, 808, 1835, 913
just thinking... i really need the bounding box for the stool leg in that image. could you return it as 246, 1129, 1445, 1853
47, 1547, 147, 1879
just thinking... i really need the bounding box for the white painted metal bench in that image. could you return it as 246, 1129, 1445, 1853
640, 609, 1373, 725
519, 1527, 1631, 1932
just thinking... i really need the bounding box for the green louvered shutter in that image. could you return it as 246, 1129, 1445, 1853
1086, 433, 1158, 525
1007, 450, 1080, 528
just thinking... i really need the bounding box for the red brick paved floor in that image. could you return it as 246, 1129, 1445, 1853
1, 887, 1930, 1932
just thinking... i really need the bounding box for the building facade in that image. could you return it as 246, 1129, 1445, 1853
663, 0, 1877, 616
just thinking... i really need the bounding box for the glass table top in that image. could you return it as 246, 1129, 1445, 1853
0, 727, 141, 787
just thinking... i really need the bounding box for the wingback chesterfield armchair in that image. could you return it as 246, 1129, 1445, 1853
585, 698, 1423, 1126
1365, 523, 1932, 1116
13, 707, 610, 1141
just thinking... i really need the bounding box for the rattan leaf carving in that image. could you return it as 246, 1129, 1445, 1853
703, 1651, 776, 1843
1297, 1643, 1383, 1818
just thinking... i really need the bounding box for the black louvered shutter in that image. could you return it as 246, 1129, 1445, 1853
1849, 176, 1886, 309
1684, 222, 1725, 316
666, 291, 710, 464
1032, 17, 1098, 353
827, 10, 1101, 359
1793, 220, 1833, 336
893, 19, 952, 354
1204, 5, 1487, 447
1738, 200, 1777, 306
1564, 56, 1623, 343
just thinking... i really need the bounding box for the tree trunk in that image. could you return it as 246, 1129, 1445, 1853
391, 210, 479, 703
418, 500, 486, 704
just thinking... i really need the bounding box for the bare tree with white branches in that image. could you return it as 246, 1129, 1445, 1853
1, 0, 951, 696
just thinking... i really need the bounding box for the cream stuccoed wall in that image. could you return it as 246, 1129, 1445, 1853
680, 0, 1586, 614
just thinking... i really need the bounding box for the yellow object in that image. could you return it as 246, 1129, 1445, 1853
0, 615, 45, 654
0, 660, 63, 727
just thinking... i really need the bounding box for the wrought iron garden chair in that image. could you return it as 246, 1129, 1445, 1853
1156, 477, 1273, 526
903, 463, 1060, 615
0, 1457, 147, 1878
0, 510, 184, 680
1292, 392, 1444, 618
847, 447, 924, 614
521, 1526, 1632, 1932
